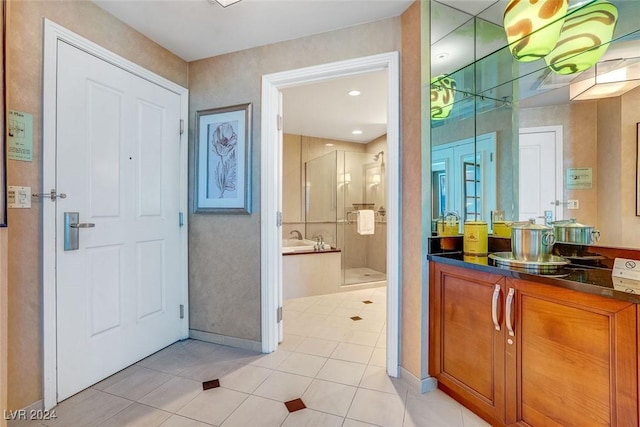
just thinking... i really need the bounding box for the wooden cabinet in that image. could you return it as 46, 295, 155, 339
506, 278, 638, 427
429, 262, 507, 425
429, 262, 639, 427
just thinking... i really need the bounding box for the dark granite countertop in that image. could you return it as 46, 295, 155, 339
428, 252, 640, 304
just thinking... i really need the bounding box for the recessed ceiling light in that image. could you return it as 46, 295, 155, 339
348, 90, 361, 96
325, 143, 334, 147
352, 130, 363, 135
433, 52, 449, 62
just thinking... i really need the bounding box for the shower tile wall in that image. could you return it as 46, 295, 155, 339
283, 134, 366, 245
282, 133, 387, 275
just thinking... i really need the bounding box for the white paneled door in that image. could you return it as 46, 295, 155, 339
55, 41, 183, 401
519, 126, 564, 222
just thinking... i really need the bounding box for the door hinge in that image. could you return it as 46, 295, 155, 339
179, 211, 184, 227
277, 306, 283, 322
180, 119, 184, 135
180, 304, 185, 319
276, 211, 282, 227
277, 115, 282, 131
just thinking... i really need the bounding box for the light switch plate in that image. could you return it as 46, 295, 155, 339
8, 186, 32, 209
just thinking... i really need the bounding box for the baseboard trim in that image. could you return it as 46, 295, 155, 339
400, 367, 438, 394
189, 329, 262, 353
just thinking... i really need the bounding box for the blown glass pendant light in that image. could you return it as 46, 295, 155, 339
545, 0, 618, 75
430, 75, 456, 120
503, 0, 569, 62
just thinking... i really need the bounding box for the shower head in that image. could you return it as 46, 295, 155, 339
373, 151, 384, 162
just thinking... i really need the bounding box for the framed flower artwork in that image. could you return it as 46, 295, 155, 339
194, 103, 252, 213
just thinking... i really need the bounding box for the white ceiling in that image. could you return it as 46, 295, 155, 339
92, 0, 414, 62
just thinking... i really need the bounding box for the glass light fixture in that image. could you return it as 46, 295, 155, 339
503, 0, 569, 62
570, 57, 640, 100
430, 75, 456, 120
545, 0, 618, 75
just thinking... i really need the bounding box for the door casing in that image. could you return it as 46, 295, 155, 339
260, 52, 401, 377
42, 19, 189, 409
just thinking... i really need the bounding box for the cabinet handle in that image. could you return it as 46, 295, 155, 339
506, 288, 515, 337
491, 284, 501, 331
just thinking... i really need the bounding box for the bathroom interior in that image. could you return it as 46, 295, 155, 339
280, 71, 388, 300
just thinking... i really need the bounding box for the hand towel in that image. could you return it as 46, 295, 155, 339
357, 210, 375, 235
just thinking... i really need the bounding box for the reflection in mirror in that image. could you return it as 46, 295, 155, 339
429, 0, 640, 249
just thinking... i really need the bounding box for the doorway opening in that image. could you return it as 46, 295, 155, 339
260, 52, 400, 377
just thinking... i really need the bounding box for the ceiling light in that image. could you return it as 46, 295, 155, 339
569, 57, 640, 100
352, 130, 363, 135
503, 0, 569, 62
208, 0, 242, 7
545, 0, 618, 75
430, 75, 456, 120
348, 90, 361, 96
325, 143, 334, 147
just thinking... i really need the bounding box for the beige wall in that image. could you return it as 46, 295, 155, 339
188, 18, 402, 344
5, 0, 188, 410
1, 229, 8, 427
401, 0, 423, 378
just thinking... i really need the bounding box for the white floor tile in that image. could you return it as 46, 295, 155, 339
278, 333, 305, 352
219, 395, 288, 427
461, 407, 492, 427
138, 377, 202, 413
404, 393, 465, 427
253, 371, 313, 402
101, 367, 174, 401
359, 365, 408, 395
301, 379, 357, 417
159, 414, 214, 427
330, 342, 374, 364
347, 388, 406, 427
342, 330, 380, 347
276, 352, 327, 377
281, 408, 344, 427
249, 349, 291, 369
218, 364, 273, 394
42, 389, 131, 427
342, 419, 380, 427
176, 387, 248, 426
97, 403, 171, 427
296, 337, 339, 357
316, 359, 366, 387
369, 347, 387, 367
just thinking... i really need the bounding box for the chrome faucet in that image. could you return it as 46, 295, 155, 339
290, 230, 303, 240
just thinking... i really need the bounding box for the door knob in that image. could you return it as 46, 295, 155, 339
64, 212, 94, 251
70, 223, 95, 228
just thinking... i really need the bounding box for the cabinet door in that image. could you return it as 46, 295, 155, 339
430, 262, 506, 424
506, 278, 638, 427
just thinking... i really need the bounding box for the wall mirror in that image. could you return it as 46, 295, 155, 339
429, 0, 640, 249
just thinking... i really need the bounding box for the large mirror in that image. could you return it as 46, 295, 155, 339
429, 0, 640, 249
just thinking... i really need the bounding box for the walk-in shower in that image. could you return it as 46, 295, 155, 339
304, 150, 387, 286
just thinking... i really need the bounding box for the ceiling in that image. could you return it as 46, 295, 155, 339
91, 0, 414, 62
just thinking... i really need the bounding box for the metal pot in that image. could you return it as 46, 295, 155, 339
511, 219, 556, 262
553, 218, 600, 244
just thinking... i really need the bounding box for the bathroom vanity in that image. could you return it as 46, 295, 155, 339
428, 250, 640, 427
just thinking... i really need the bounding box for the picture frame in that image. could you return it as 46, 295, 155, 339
195, 103, 252, 214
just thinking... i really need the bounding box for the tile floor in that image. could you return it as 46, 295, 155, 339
10, 287, 490, 427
